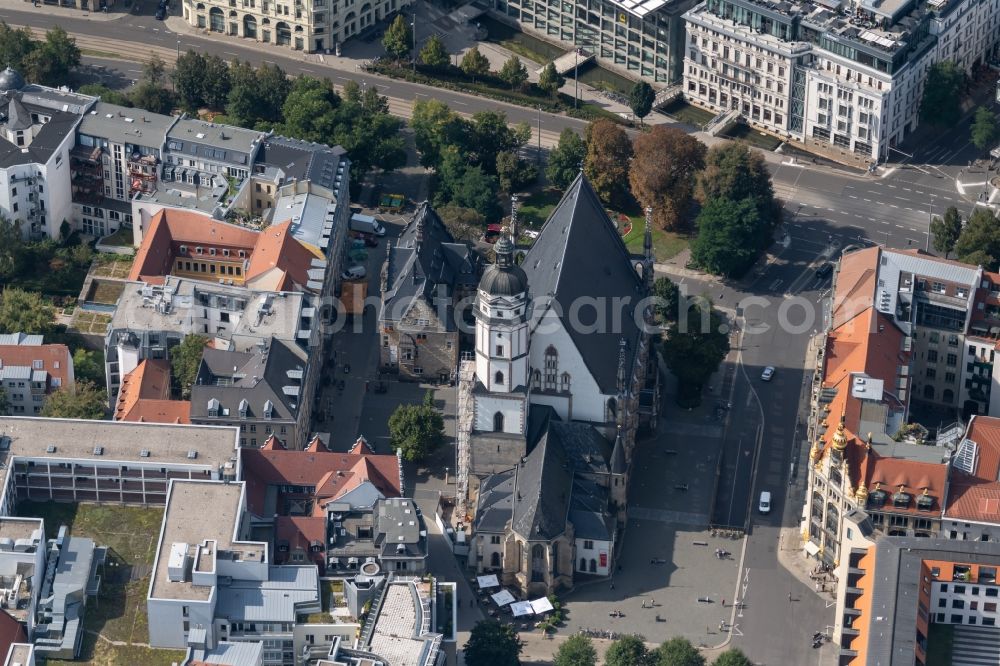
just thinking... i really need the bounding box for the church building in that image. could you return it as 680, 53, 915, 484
459, 173, 659, 596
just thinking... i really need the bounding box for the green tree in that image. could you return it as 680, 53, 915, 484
661, 301, 730, 405
388, 398, 445, 462
954, 208, 1000, 270
460, 47, 491, 81
930, 206, 963, 258
546, 128, 587, 190
22, 26, 80, 86
469, 112, 530, 175
437, 206, 485, 243
605, 635, 650, 666
690, 197, 768, 277
129, 82, 175, 115
0, 217, 25, 282
383, 15, 413, 61
170, 334, 208, 399
411, 99, 469, 169
538, 62, 565, 96
420, 34, 450, 69
40, 382, 106, 420
498, 55, 529, 90
201, 55, 232, 110
920, 60, 964, 127
72, 348, 105, 386
651, 637, 705, 666
281, 76, 341, 143
173, 50, 207, 112
77, 83, 132, 107
225, 60, 260, 127
0, 288, 53, 335
463, 620, 522, 666
554, 634, 597, 666
584, 119, 633, 206
0, 387, 9, 415
142, 53, 167, 86
712, 649, 753, 666
629, 80, 655, 126
695, 142, 774, 218
450, 165, 501, 221
652, 276, 680, 324
971, 105, 999, 153
496, 150, 537, 195
0, 22, 38, 73
255, 63, 292, 124
630, 125, 706, 230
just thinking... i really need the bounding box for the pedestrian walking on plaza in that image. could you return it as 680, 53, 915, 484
788, 592, 793, 602
722, 598, 725, 607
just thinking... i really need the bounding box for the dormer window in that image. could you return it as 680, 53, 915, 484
917, 493, 934, 511
892, 490, 911, 508
195, 246, 203, 255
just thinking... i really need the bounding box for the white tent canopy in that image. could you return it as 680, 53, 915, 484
476, 574, 500, 589
510, 601, 534, 617
529, 597, 554, 614
491, 590, 516, 606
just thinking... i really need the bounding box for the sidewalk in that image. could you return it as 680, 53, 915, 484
0, 0, 128, 21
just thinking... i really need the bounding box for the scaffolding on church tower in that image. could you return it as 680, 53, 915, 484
456, 359, 476, 523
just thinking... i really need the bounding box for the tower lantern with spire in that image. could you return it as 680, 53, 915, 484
643, 206, 654, 293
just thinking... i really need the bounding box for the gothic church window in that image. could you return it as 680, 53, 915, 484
493, 412, 504, 432
544, 346, 558, 390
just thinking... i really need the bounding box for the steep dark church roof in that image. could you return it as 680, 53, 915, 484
521, 173, 645, 393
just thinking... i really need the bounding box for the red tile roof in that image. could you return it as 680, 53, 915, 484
946, 416, 1000, 523
0, 612, 26, 664
245, 220, 323, 292
274, 515, 327, 570
304, 435, 329, 453
242, 447, 402, 518
114, 360, 190, 424
0, 343, 73, 393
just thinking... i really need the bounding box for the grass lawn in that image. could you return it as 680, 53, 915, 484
72, 311, 114, 335
659, 99, 717, 128
91, 254, 135, 279
622, 220, 689, 260
98, 227, 135, 248
925, 623, 954, 666
17, 502, 164, 649
72, 633, 186, 666
517, 188, 563, 228
87, 279, 125, 305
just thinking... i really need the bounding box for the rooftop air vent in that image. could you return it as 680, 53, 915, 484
46, 445, 56, 454
187, 450, 198, 459
140, 449, 151, 458
93, 446, 104, 456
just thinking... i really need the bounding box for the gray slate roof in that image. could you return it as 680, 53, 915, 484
256, 135, 349, 191
569, 477, 614, 541
474, 471, 515, 533
78, 102, 177, 149
0, 92, 87, 168
190, 338, 306, 421
381, 203, 478, 329
375, 497, 427, 559
522, 173, 645, 394
867, 537, 1000, 665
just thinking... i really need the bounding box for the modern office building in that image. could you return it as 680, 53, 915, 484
0, 69, 96, 240
494, 0, 698, 84
181, 0, 409, 54
682, 0, 1000, 163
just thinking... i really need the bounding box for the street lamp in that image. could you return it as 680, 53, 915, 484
536, 106, 542, 166
574, 48, 579, 109
411, 13, 417, 73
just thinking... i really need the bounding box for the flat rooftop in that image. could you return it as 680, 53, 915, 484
150, 480, 245, 601
78, 102, 176, 150
0, 518, 43, 543
4, 644, 33, 666
0, 417, 239, 498
168, 118, 262, 156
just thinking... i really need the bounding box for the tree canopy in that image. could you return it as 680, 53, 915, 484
971, 105, 999, 153
388, 391, 445, 462
463, 620, 522, 666
711, 648, 753, 666
652, 276, 681, 325
171, 334, 208, 400
460, 47, 491, 80
690, 197, 770, 277
629, 81, 655, 124
584, 119, 633, 207
547, 128, 587, 190
554, 633, 598, 666
41, 382, 106, 420
437, 206, 485, 243
661, 301, 730, 401
0, 288, 53, 336
173, 50, 208, 111
605, 635, 650, 666
630, 126, 706, 230
72, 348, 106, 386
499, 55, 529, 90
651, 637, 705, 666
920, 60, 964, 127
696, 142, 775, 218
930, 206, 962, 258
420, 34, 450, 69
953, 208, 1000, 270
383, 15, 413, 61
538, 62, 566, 96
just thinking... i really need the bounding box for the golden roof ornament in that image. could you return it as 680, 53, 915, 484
810, 438, 823, 462
855, 484, 869, 503
832, 416, 849, 452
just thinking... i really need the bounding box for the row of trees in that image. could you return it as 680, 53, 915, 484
931, 206, 1000, 269
463, 619, 752, 666
920, 60, 999, 153
549, 119, 779, 277
411, 99, 536, 222
0, 23, 80, 87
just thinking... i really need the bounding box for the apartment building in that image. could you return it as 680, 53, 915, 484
113, 359, 192, 423
833, 518, 1000, 665
495, 0, 697, 84
104, 277, 319, 407
0, 417, 240, 514
379, 203, 479, 382
181, 0, 408, 54
682, 0, 1000, 163
146, 479, 325, 666
0, 69, 96, 240
0, 336, 75, 417
72, 102, 177, 237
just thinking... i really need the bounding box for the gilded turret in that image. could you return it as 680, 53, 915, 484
855, 484, 869, 504
810, 438, 823, 463
832, 416, 849, 452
